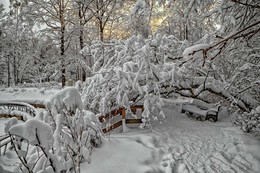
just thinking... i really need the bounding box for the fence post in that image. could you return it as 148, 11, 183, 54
121, 108, 127, 132
122, 108, 126, 120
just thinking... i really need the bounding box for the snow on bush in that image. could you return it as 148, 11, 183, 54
45, 88, 101, 172
81, 34, 258, 128
46, 87, 83, 116
49, 109, 101, 173
4, 88, 102, 173
4, 117, 19, 133
5, 119, 60, 173
9, 119, 54, 149
75, 80, 83, 92
183, 43, 210, 59
235, 106, 260, 135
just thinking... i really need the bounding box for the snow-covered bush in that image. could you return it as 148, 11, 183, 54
5, 88, 102, 173
81, 33, 259, 128
235, 106, 260, 135
46, 87, 83, 116
74, 80, 83, 92
46, 88, 102, 173
6, 118, 59, 173
81, 34, 183, 126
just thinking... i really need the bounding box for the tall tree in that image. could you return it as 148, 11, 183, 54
28, 0, 73, 87
89, 0, 122, 41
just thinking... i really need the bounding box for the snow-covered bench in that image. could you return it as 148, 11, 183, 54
181, 102, 220, 122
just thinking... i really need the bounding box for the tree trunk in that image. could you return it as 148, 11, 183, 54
7, 55, 11, 87
61, 26, 65, 87
60, 0, 66, 87
13, 55, 17, 85
99, 22, 104, 42
79, 8, 86, 81
185, 23, 188, 40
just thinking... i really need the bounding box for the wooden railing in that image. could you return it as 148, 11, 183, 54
0, 134, 11, 155
0, 100, 143, 134
99, 105, 144, 133
0, 102, 39, 119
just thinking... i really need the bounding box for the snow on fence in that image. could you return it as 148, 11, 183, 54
0, 101, 41, 120
99, 105, 144, 133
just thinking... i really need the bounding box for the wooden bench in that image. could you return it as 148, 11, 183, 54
182, 104, 220, 122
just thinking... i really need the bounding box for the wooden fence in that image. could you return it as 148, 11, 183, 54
0, 102, 41, 119
0, 100, 144, 134
99, 105, 144, 133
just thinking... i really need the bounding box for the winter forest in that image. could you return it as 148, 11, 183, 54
0, 0, 260, 173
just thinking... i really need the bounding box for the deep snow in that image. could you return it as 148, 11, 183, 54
0, 88, 260, 173
80, 107, 260, 173
156, 108, 260, 173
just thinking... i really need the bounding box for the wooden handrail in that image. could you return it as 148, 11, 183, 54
0, 135, 11, 155
0, 102, 39, 118
100, 105, 144, 133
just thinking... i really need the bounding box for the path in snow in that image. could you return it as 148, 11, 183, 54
155, 108, 260, 173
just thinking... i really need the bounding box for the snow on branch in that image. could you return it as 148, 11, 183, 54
9, 119, 54, 150
46, 87, 83, 116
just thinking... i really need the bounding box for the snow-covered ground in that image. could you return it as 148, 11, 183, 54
1, 110, 260, 173
1, 95, 260, 173
81, 131, 163, 173
80, 107, 260, 173
156, 108, 260, 173
0, 87, 60, 104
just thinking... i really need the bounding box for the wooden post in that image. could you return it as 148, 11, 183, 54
121, 108, 126, 120
4, 144, 7, 155
121, 108, 127, 132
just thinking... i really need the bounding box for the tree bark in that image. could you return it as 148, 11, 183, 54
99, 21, 104, 42
7, 55, 11, 87
60, 0, 66, 87
79, 7, 86, 81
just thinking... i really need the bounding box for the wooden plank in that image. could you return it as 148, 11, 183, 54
99, 105, 144, 133
30, 104, 46, 108
0, 135, 9, 141
102, 120, 122, 133
130, 105, 144, 111
126, 119, 142, 124
99, 107, 124, 122
99, 105, 144, 122
122, 108, 126, 119
0, 139, 11, 148
0, 102, 40, 118
0, 114, 24, 120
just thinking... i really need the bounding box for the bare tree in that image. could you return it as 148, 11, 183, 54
28, 0, 74, 87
